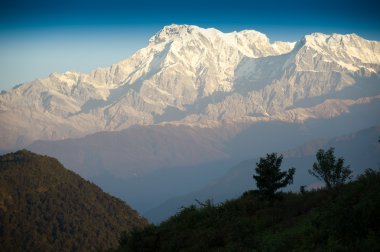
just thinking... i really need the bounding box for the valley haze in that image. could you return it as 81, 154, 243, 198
0, 24, 379, 222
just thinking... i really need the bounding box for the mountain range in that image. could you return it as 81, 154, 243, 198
1, 24, 379, 150
0, 24, 379, 222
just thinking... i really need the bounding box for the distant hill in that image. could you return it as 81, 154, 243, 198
0, 150, 148, 252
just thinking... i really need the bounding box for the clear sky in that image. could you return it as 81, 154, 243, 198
1, 0, 379, 91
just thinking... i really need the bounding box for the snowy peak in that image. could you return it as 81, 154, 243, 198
298, 32, 380, 66
148, 24, 294, 57
283, 32, 380, 74
302, 32, 363, 45
89, 24, 296, 90
149, 24, 195, 44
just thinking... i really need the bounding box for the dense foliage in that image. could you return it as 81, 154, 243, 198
0, 150, 148, 252
116, 169, 380, 251
253, 153, 295, 200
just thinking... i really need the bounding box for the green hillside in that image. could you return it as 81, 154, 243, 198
0, 150, 148, 252
116, 169, 380, 251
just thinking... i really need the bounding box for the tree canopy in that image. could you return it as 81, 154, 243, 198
309, 148, 352, 189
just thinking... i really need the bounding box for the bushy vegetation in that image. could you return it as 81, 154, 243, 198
0, 150, 148, 252
115, 155, 380, 251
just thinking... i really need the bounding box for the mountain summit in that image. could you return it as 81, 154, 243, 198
0, 24, 379, 149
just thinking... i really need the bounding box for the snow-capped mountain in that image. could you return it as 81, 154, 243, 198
1, 24, 379, 149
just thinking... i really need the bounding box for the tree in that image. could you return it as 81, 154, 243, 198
309, 148, 352, 189
253, 153, 296, 200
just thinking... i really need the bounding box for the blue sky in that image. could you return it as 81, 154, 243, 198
1, 0, 379, 91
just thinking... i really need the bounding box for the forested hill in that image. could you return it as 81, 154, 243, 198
0, 150, 148, 252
